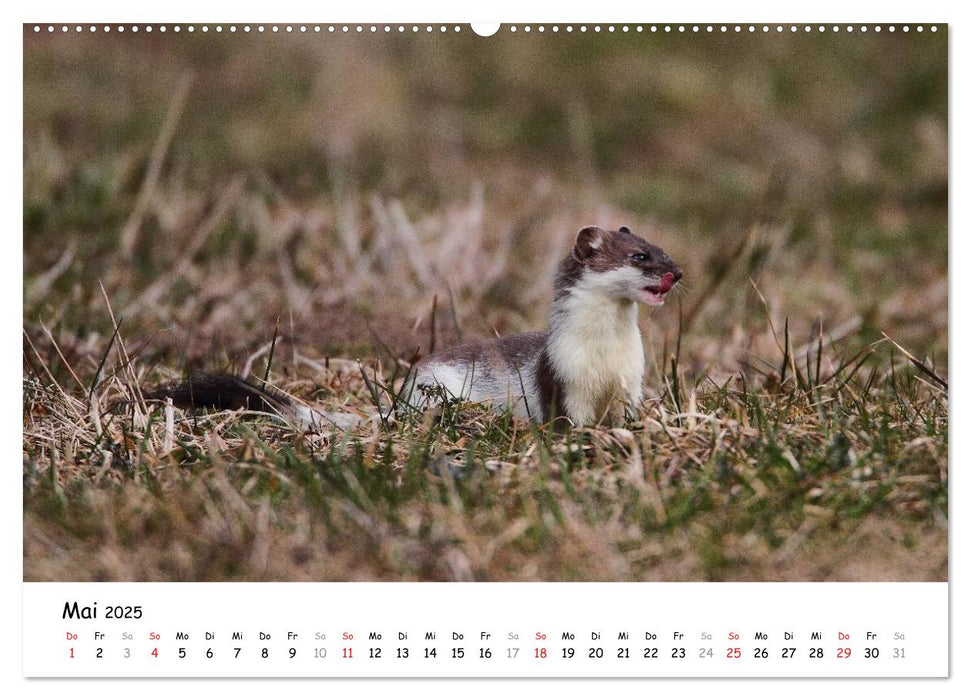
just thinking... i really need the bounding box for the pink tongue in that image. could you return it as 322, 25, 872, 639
658, 272, 675, 293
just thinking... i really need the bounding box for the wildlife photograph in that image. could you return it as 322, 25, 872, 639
23, 24, 947, 582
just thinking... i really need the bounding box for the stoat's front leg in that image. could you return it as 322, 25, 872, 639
618, 365, 645, 424
563, 387, 597, 428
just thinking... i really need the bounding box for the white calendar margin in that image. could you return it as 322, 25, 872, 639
7, 0, 962, 696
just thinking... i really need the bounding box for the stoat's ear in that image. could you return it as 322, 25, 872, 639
618, 225, 631, 234
573, 226, 606, 262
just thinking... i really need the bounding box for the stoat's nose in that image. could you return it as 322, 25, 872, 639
671, 268, 683, 283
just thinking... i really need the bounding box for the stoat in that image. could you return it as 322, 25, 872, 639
402, 225, 682, 426
142, 225, 681, 431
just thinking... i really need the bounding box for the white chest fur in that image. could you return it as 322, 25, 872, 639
547, 270, 646, 425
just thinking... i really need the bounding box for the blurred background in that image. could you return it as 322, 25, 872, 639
24, 26, 947, 388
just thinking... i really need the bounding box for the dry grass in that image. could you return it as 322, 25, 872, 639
23, 29, 947, 581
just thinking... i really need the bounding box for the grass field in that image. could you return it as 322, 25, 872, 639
23, 27, 947, 581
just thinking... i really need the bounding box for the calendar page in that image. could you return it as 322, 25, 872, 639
21, 11, 949, 685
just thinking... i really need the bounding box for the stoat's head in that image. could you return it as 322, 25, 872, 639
563, 225, 683, 306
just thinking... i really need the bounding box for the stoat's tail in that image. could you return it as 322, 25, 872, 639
144, 372, 363, 431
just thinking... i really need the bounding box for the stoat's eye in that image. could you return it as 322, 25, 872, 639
631, 252, 650, 262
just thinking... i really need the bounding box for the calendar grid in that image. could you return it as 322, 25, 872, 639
24, 582, 948, 678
